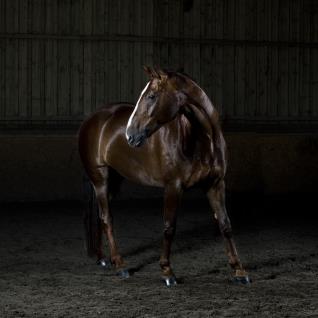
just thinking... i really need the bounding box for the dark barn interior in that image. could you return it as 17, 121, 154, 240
1, 0, 318, 317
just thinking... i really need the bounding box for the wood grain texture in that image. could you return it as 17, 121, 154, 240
0, 0, 5, 119
0, 0, 317, 129
312, 1, 318, 117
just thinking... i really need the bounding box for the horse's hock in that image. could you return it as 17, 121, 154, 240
0, 132, 317, 202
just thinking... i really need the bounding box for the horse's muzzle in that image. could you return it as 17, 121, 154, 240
126, 130, 148, 148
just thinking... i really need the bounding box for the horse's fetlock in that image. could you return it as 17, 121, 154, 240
159, 258, 170, 269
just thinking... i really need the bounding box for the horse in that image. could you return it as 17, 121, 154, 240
78, 66, 250, 286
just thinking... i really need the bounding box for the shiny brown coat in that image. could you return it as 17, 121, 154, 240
78, 67, 249, 286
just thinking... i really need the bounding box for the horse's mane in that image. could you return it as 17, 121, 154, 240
161, 68, 196, 82
164, 68, 226, 173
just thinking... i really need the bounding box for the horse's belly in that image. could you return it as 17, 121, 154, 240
109, 155, 164, 187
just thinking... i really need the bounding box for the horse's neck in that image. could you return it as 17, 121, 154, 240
181, 80, 215, 144
179, 104, 214, 162
180, 78, 227, 173
184, 79, 215, 122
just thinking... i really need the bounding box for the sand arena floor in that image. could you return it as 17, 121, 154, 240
0, 197, 317, 317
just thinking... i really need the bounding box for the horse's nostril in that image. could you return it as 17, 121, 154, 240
128, 135, 134, 144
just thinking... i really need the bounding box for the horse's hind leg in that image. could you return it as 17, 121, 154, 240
206, 180, 250, 284
84, 177, 106, 263
89, 166, 128, 277
160, 183, 183, 286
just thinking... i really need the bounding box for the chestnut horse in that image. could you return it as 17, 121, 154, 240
78, 67, 249, 286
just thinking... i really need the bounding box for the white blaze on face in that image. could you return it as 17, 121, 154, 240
126, 81, 150, 140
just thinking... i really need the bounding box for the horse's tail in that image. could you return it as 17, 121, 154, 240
83, 175, 101, 258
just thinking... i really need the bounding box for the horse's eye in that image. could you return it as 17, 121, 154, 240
148, 94, 156, 100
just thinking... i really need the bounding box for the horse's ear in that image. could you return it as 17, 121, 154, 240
143, 65, 153, 78
143, 65, 160, 79
156, 67, 168, 82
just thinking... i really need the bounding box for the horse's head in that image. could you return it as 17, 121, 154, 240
126, 66, 187, 147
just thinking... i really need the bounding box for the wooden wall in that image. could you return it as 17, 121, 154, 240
0, 0, 317, 130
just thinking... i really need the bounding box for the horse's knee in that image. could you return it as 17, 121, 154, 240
163, 222, 176, 238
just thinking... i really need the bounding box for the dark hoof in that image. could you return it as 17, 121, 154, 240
116, 268, 130, 279
162, 276, 177, 287
96, 258, 112, 269
233, 275, 250, 285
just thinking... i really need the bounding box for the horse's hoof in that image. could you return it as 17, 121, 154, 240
233, 275, 250, 285
96, 258, 112, 269
116, 268, 130, 279
162, 275, 177, 287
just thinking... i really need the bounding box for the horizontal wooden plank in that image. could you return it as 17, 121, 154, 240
0, 33, 317, 48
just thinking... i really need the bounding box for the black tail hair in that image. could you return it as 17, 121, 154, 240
83, 175, 102, 258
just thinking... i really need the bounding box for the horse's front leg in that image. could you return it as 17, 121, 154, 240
160, 183, 183, 286
206, 180, 250, 284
